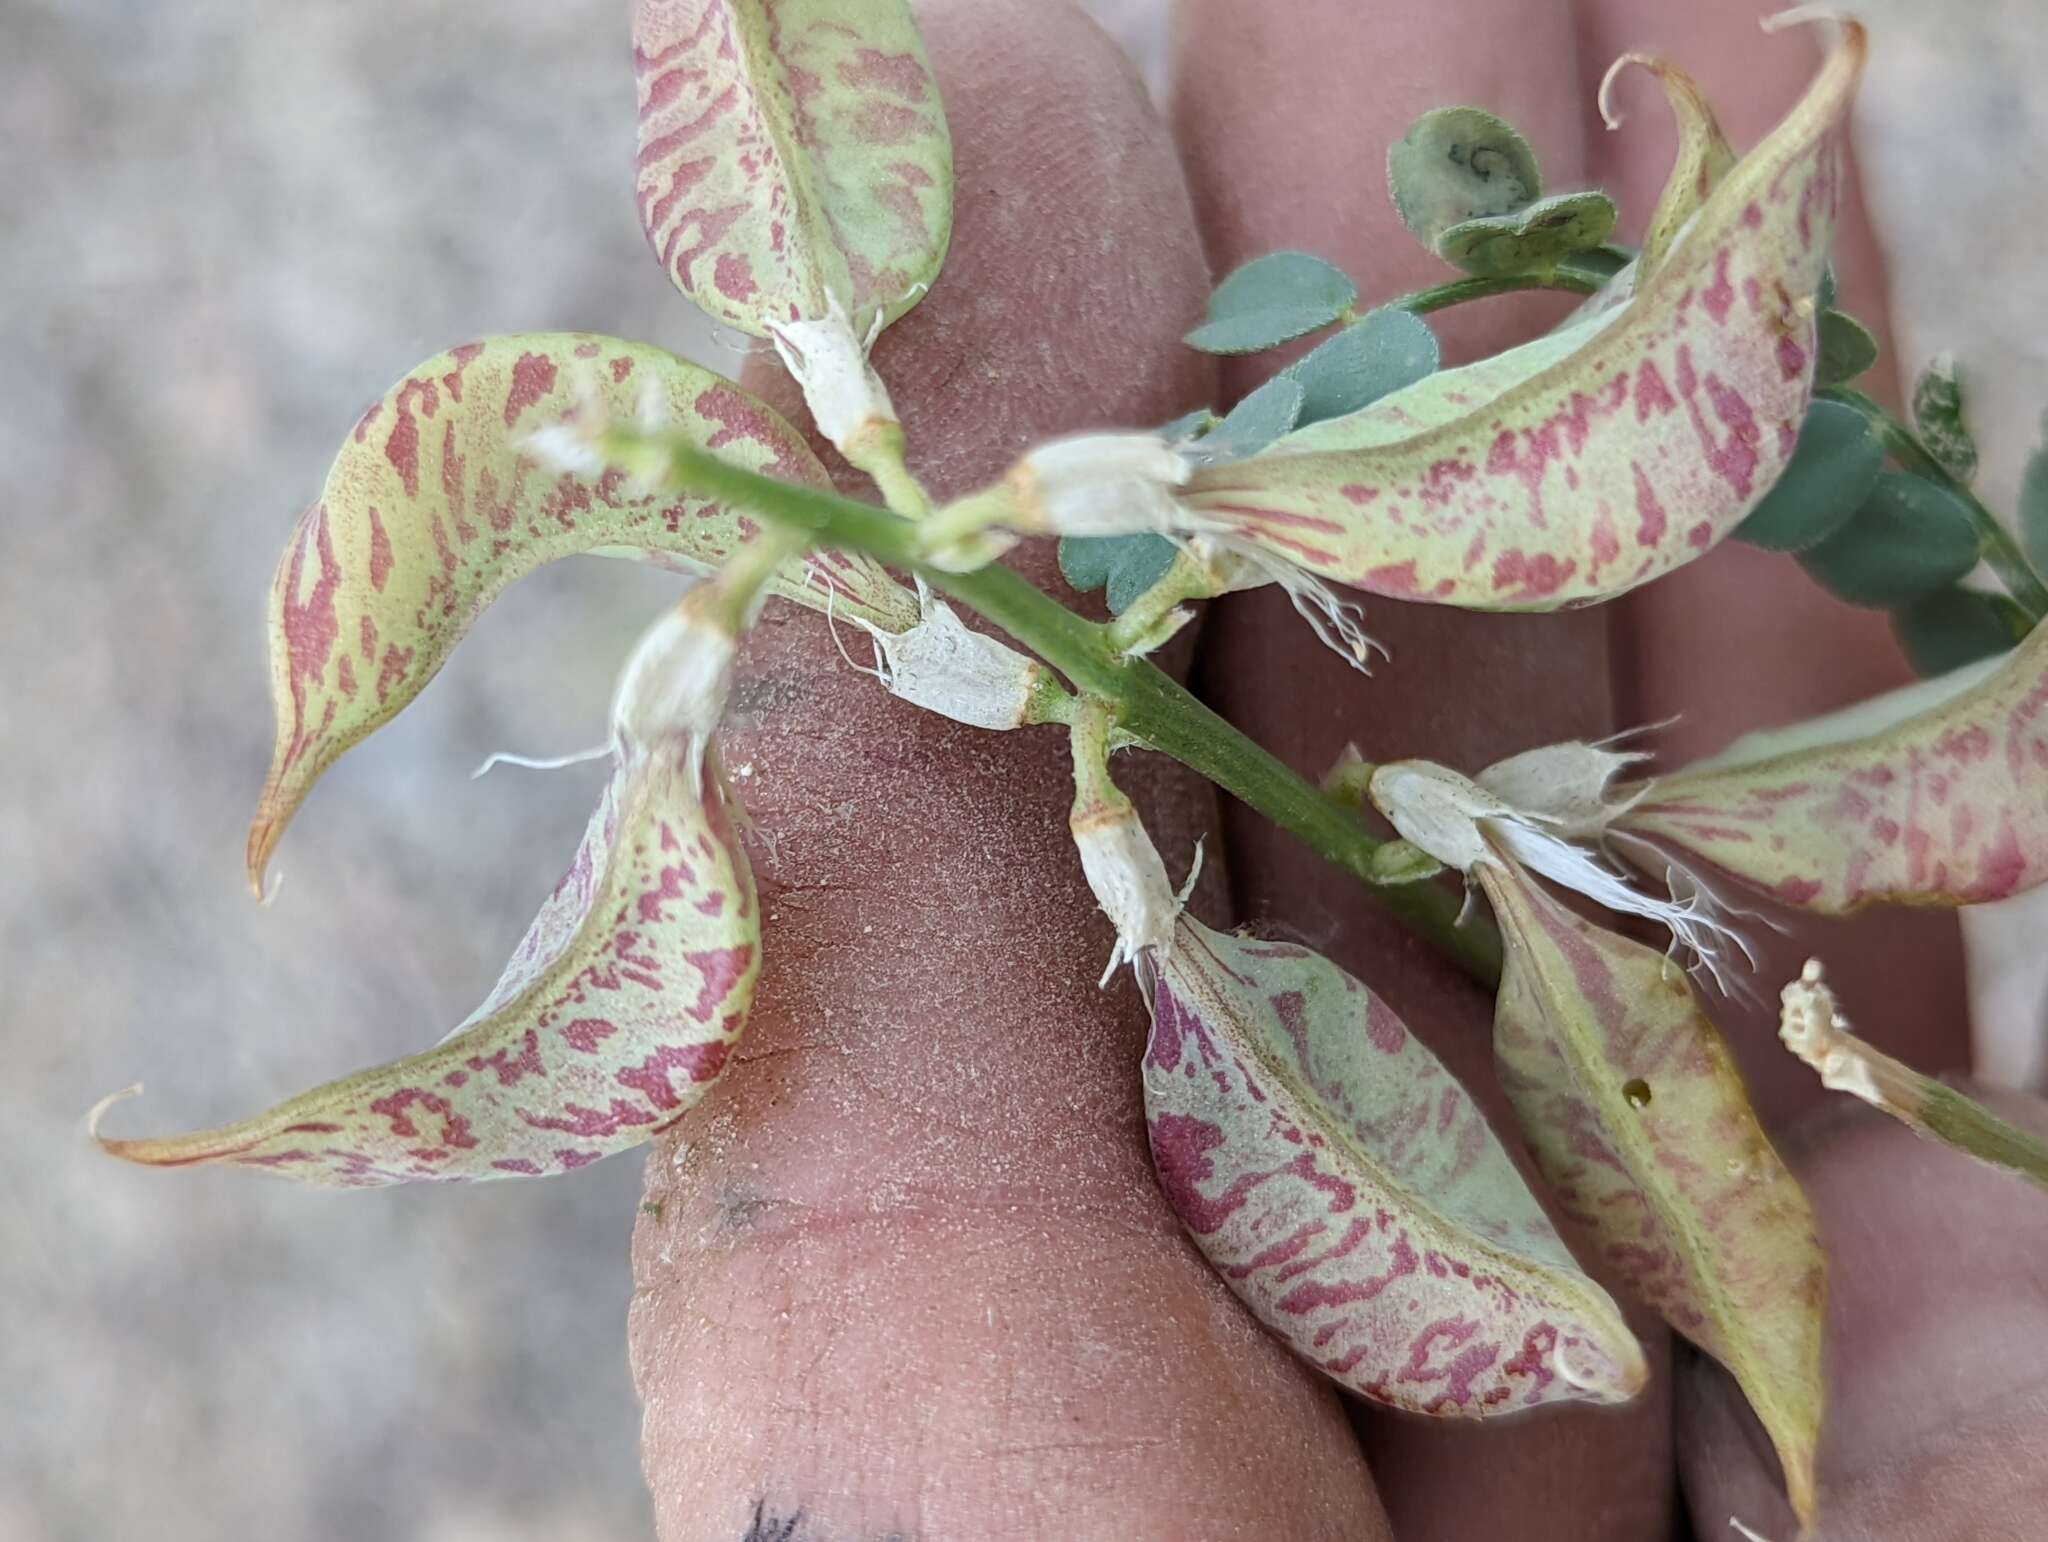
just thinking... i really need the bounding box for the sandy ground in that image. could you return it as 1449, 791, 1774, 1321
2, 2, 2041, 1538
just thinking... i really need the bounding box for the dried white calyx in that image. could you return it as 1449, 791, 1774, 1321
846, 595, 1050, 731
1010, 432, 1199, 537
1368, 761, 1512, 874
610, 598, 738, 785
1371, 754, 1754, 991
1777, 959, 1888, 1109
1475, 736, 1652, 837
764, 292, 897, 458
1072, 794, 1191, 988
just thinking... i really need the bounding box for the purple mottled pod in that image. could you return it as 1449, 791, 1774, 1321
1140, 917, 1646, 1416
97, 617, 762, 1187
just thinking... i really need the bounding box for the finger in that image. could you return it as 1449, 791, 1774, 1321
1173, 4, 1677, 1538
628, 5, 1390, 1539
1577, 0, 1968, 1123
1677, 1082, 2048, 1537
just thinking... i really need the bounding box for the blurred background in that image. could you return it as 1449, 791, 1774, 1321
3, 1, 2042, 1538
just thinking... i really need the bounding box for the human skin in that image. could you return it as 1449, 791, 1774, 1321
628, 2, 2048, 1537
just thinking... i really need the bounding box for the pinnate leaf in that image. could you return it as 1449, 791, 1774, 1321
1734, 398, 1883, 552
1143, 918, 1647, 1416
1482, 858, 1824, 1524
1388, 106, 1543, 249
99, 674, 760, 1185
1184, 22, 1866, 611
1285, 307, 1440, 425
245, 334, 914, 892
633, 0, 952, 336
1183, 252, 1357, 355
1621, 617, 2048, 911
1796, 470, 1981, 607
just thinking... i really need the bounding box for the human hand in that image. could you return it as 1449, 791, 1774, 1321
628, 3, 2048, 1536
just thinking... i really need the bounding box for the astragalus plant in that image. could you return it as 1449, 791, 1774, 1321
93, 3, 2048, 1531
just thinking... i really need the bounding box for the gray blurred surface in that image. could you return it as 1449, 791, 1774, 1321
2, 2, 2043, 1540
2, 3, 718, 1538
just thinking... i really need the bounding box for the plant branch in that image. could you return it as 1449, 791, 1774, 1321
1390, 248, 1625, 317
1823, 386, 2048, 623
644, 432, 1501, 983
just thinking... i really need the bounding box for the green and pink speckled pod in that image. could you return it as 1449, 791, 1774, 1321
246, 333, 914, 889
99, 721, 760, 1187
633, 0, 952, 336
1141, 918, 1646, 1417
1483, 856, 1825, 1524
1622, 618, 2048, 912
1180, 21, 1863, 611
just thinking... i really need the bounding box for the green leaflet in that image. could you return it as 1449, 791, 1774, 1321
1184, 252, 1357, 355
632, 0, 953, 337
1181, 22, 1866, 611
1483, 858, 1824, 1525
1192, 375, 1306, 464
1435, 190, 1617, 278
1815, 308, 1879, 386
1387, 106, 1543, 250
1735, 398, 1884, 552
1058, 533, 1177, 616
1797, 470, 1982, 607
1893, 588, 2025, 678
246, 334, 916, 890
1285, 307, 1441, 425
1060, 379, 1304, 615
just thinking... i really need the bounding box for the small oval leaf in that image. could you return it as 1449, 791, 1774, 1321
1143, 918, 1647, 1416
1621, 619, 2048, 911
1184, 22, 1865, 611
633, 0, 953, 336
1482, 857, 1824, 1525
1435, 190, 1618, 278
246, 335, 915, 891
1814, 308, 1879, 386
1893, 587, 2025, 678
1191, 375, 1306, 465
1184, 251, 1358, 355
1286, 307, 1441, 426
1735, 397, 1884, 552
1057, 533, 1177, 615
1388, 106, 1543, 249
1796, 470, 1981, 607
101, 739, 759, 1185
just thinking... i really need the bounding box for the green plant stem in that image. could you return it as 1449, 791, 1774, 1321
650, 435, 1501, 983
1391, 248, 1625, 317
846, 421, 934, 518
1920, 1081, 2048, 1198
1823, 386, 2048, 623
